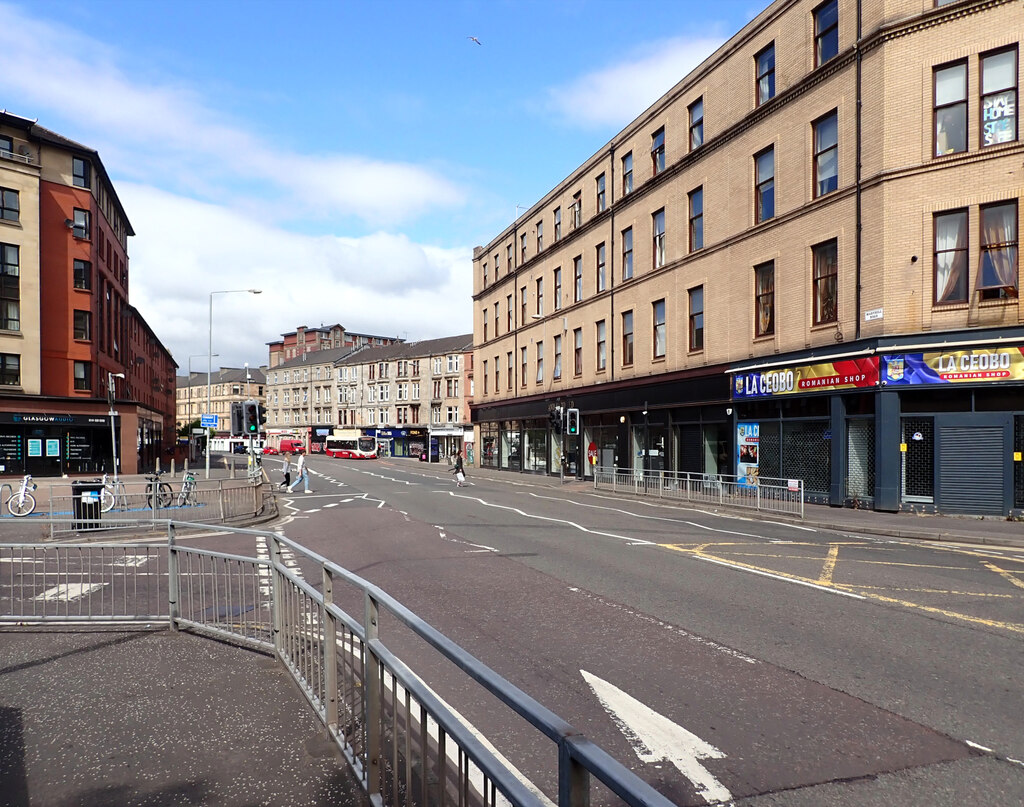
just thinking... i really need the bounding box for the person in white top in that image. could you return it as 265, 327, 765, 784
288, 453, 312, 493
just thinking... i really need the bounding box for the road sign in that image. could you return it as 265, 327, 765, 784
201, 415, 217, 428
587, 442, 598, 465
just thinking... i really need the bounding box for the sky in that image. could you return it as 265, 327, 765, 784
1, 0, 759, 373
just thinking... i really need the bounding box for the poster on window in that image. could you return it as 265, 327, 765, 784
737, 422, 759, 488
882, 346, 1024, 385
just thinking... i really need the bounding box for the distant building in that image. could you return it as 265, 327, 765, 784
266, 324, 400, 368
175, 366, 267, 434
0, 112, 176, 476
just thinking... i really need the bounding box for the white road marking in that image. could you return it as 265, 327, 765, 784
581, 670, 732, 804
33, 582, 107, 601
695, 555, 866, 599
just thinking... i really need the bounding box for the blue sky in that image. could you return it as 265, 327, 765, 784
1, 0, 757, 371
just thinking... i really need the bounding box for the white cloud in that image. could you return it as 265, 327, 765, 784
0, 2, 465, 225
121, 185, 472, 370
545, 36, 725, 130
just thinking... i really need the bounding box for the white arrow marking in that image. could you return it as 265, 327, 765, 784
581, 670, 732, 804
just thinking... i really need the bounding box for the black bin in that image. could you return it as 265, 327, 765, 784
72, 481, 103, 530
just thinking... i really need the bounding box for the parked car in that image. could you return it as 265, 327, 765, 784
262, 446, 279, 455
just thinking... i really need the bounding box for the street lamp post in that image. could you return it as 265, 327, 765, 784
207, 289, 261, 479
107, 372, 125, 480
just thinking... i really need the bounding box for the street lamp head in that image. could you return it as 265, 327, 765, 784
249, 289, 262, 294
110, 372, 125, 379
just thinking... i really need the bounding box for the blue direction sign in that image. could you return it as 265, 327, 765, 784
200, 414, 217, 428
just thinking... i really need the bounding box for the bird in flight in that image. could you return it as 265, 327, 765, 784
467, 36, 482, 45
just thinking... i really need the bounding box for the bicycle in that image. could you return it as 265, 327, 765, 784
6, 474, 37, 517
96, 473, 129, 513
145, 470, 173, 509
176, 471, 198, 507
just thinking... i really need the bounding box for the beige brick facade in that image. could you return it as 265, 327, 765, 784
470, 0, 1023, 514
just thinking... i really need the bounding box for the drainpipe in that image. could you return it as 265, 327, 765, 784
854, 0, 863, 340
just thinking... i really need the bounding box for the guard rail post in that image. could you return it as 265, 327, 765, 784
364, 590, 382, 801
270, 533, 284, 658
757, 482, 761, 512
322, 565, 339, 741
167, 523, 180, 632
558, 740, 589, 807
218, 480, 226, 521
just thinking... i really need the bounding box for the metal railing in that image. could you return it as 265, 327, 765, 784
1, 478, 270, 537
593, 466, 805, 518
1, 524, 679, 807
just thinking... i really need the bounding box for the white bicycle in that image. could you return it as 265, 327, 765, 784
6, 474, 37, 517
177, 471, 198, 507
97, 473, 128, 513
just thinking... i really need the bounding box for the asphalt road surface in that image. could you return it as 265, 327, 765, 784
24, 454, 1024, 806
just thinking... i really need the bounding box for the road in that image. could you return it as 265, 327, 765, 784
236, 454, 1022, 806
8, 454, 1022, 806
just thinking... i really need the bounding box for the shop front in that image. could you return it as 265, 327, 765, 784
0, 411, 116, 477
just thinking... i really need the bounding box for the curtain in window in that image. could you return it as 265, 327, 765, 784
756, 266, 774, 335
935, 211, 968, 303
979, 203, 1018, 292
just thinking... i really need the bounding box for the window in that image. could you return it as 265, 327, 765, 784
536, 277, 544, 315
536, 220, 544, 251
0, 353, 20, 386
73, 208, 90, 240
551, 267, 561, 311
572, 192, 582, 229
73, 310, 91, 341
978, 201, 1018, 299
74, 360, 91, 391
554, 207, 561, 240
622, 152, 633, 194
0, 243, 19, 331
813, 239, 838, 324
596, 320, 607, 370
73, 157, 91, 189
553, 335, 562, 380
573, 256, 583, 302
756, 43, 775, 106
652, 208, 666, 268
755, 261, 775, 336
653, 300, 666, 358
520, 286, 527, 323
521, 347, 528, 387
935, 61, 967, 156
507, 244, 513, 270
596, 173, 606, 213
651, 127, 665, 175
0, 188, 18, 222
755, 147, 775, 223
981, 47, 1018, 147
622, 227, 633, 280
688, 98, 704, 151
689, 287, 704, 351
573, 328, 583, 375
493, 358, 499, 393
494, 301, 500, 337
507, 352, 513, 390
814, 110, 838, 197
934, 209, 968, 304
536, 342, 544, 384
596, 243, 606, 292
621, 311, 634, 366
483, 262, 488, 288
688, 187, 703, 252
814, 0, 838, 67
520, 233, 527, 262
507, 294, 513, 330
494, 251, 500, 277
0, 135, 12, 156
482, 309, 488, 342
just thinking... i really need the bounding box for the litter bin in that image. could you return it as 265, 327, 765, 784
71, 481, 104, 531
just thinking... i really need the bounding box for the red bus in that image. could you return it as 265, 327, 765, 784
325, 431, 377, 459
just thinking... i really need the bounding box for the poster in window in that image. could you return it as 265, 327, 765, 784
46, 439, 60, 457
737, 422, 760, 488
27, 439, 42, 457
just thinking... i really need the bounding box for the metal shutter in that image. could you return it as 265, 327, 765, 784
938, 426, 1004, 515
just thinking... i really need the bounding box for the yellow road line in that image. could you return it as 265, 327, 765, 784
818, 544, 839, 585
984, 562, 1024, 591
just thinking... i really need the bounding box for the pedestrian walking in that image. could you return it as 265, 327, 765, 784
279, 453, 292, 490
288, 452, 312, 494
451, 452, 466, 487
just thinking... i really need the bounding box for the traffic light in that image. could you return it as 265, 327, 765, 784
566, 408, 580, 435
549, 405, 563, 434
244, 400, 259, 434
230, 401, 244, 436
258, 402, 267, 429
